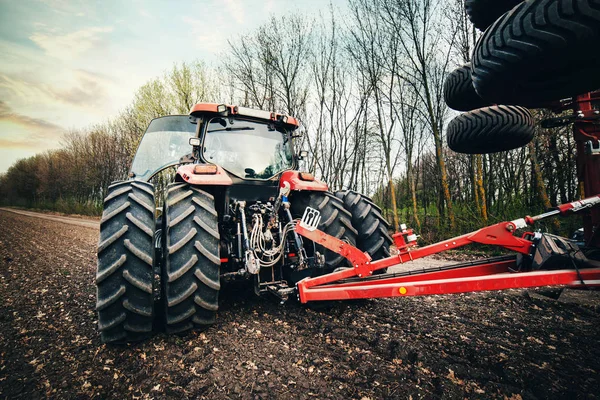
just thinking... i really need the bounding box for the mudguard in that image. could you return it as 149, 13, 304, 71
280, 171, 328, 192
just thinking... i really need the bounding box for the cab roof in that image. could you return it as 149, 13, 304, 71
189, 103, 300, 129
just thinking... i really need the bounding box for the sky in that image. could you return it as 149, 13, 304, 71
0, 0, 330, 173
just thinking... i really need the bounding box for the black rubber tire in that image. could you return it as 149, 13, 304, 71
96, 181, 155, 344
472, 0, 600, 106
465, 0, 523, 31
162, 183, 220, 334
444, 64, 492, 111
335, 190, 393, 262
290, 191, 357, 269
447, 105, 535, 154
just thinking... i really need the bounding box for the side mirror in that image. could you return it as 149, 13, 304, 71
297, 150, 309, 160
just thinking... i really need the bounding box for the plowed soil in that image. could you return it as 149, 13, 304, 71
1, 209, 599, 399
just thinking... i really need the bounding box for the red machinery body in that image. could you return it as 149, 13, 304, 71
294, 195, 600, 303
573, 92, 600, 246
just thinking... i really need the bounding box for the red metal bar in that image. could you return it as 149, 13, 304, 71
295, 220, 534, 290
295, 194, 600, 303
573, 92, 600, 246
298, 268, 600, 302
316, 258, 516, 289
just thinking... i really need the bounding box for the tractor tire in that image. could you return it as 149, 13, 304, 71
335, 190, 393, 263
472, 0, 600, 106
465, 0, 523, 31
96, 181, 155, 344
162, 183, 220, 334
444, 64, 491, 111
447, 105, 535, 154
290, 191, 357, 270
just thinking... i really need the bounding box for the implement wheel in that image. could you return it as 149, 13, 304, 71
162, 183, 220, 334
444, 64, 491, 112
96, 181, 155, 344
465, 0, 522, 31
447, 105, 534, 154
472, 0, 600, 106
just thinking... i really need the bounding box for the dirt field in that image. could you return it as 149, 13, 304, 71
1, 209, 599, 399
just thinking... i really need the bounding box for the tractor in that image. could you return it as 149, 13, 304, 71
96, 103, 392, 343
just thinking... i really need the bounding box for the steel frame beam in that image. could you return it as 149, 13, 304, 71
295, 195, 600, 303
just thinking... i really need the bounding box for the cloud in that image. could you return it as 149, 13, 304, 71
223, 0, 245, 24
139, 9, 153, 18
0, 138, 54, 150
0, 101, 62, 132
29, 26, 113, 61
0, 70, 113, 109
0, 101, 63, 151
182, 17, 227, 53
51, 69, 113, 107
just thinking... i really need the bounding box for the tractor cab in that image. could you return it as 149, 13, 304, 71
129, 104, 300, 185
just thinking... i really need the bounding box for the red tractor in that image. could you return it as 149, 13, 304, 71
96, 103, 392, 343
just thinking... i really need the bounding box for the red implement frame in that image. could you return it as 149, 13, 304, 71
295, 195, 600, 303
573, 91, 600, 246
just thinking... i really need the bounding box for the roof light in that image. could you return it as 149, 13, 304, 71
217, 104, 227, 113
189, 137, 201, 146
194, 164, 218, 175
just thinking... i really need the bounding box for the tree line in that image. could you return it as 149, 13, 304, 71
0, 0, 579, 240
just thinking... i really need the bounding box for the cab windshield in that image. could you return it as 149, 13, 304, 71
130, 116, 196, 181
203, 117, 293, 179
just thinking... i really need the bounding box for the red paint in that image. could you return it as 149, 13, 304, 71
298, 268, 600, 302
293, 195, 600, 303
573, 91, 600, 246
280, 171, 328, 192
189, 103, 235, 115
189, 103, 299, 127
177, 164, 233, 186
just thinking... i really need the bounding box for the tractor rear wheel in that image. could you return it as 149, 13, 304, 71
96, 181, 155, 344
335, 190, 393, 270
162, 183, 220, 334
290, 191, 357, 271
447, 105, 534, 154
472, 0, 600, 106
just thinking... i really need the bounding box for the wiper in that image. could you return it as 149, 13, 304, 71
207, 127, 255, 133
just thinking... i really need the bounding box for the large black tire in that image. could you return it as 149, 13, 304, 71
472, 0, 600, 106
162, 183, 220, 334
447, 105, 535, 154
96, 181, 155, 343
465, 0, 523, 31
290, 191, 357, 270
335, 190, 393, 262
444, 64, 492, 111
